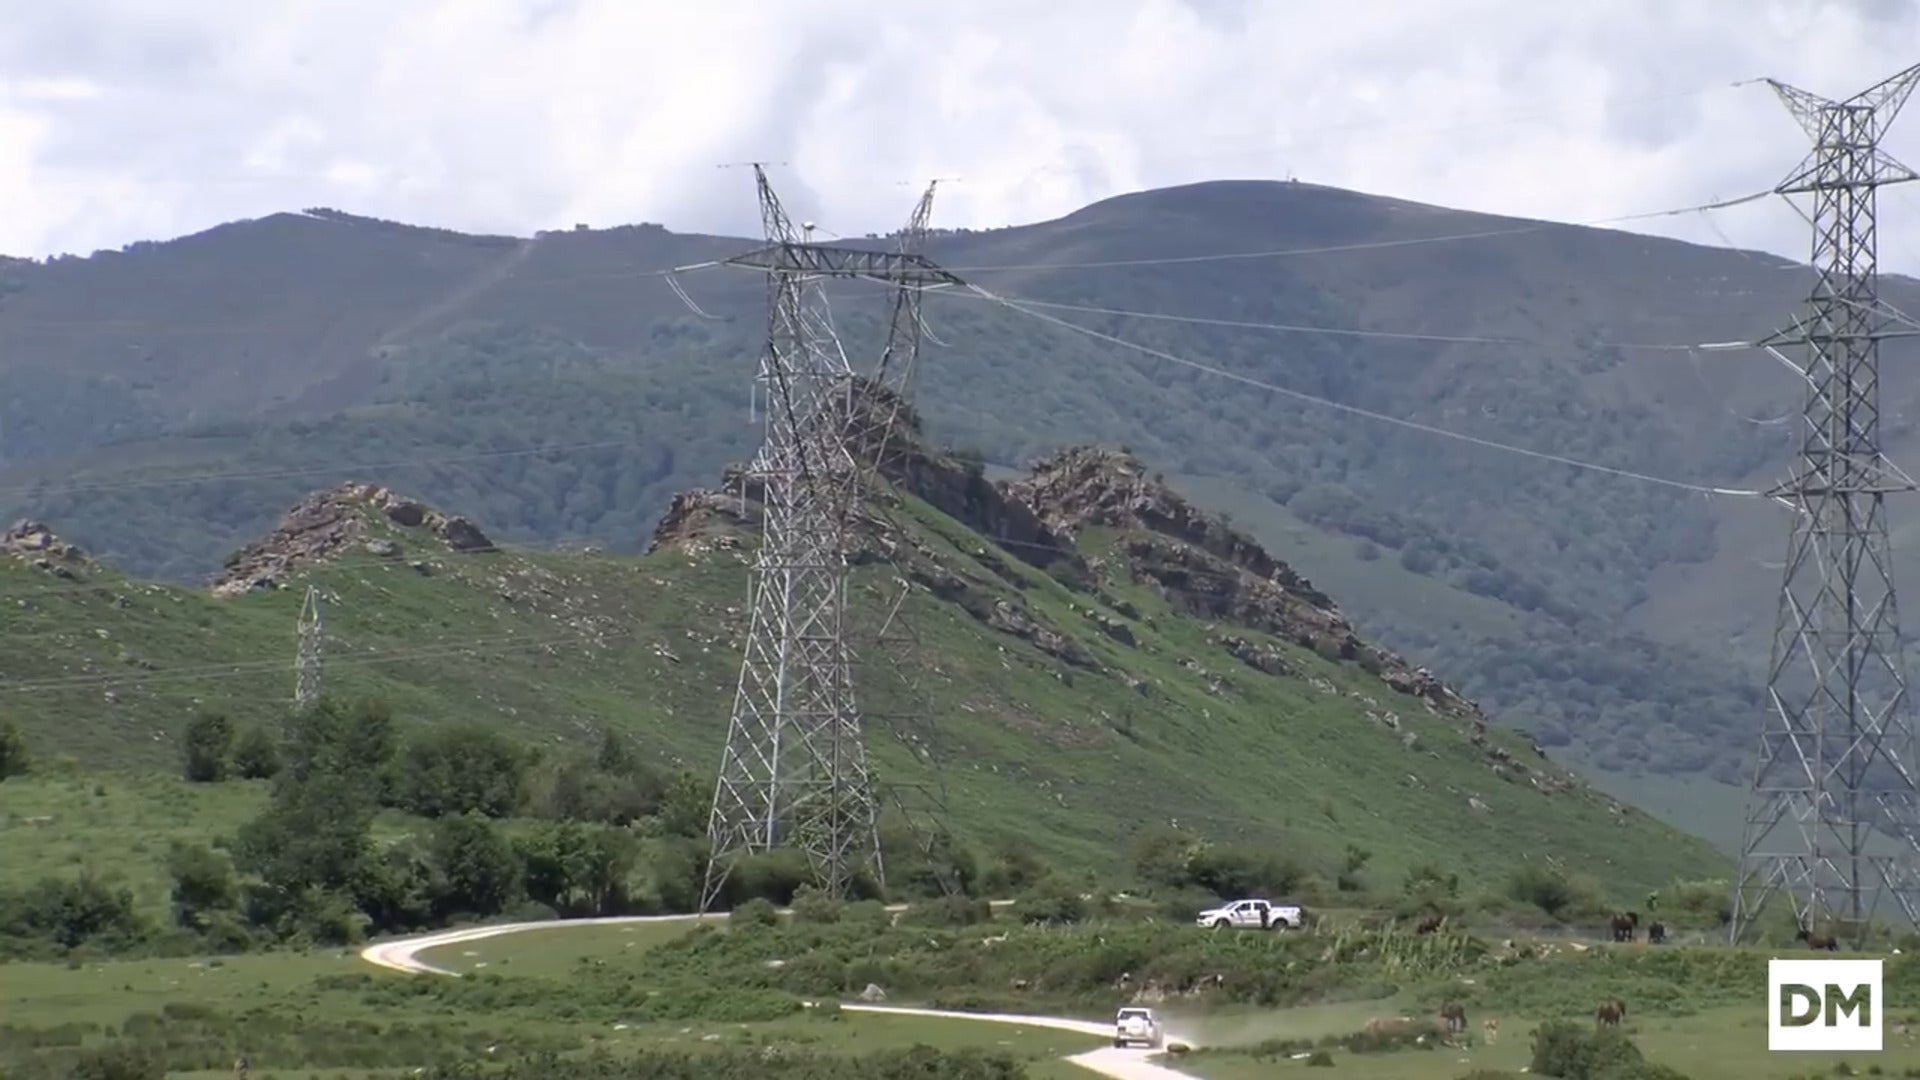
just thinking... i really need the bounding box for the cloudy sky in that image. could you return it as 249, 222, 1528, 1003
2, 0, 1919, 273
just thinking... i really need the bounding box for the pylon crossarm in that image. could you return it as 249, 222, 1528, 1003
721, 243, 966, 289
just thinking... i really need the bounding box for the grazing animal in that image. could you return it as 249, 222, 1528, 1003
1647, 921, 1667, 945
1483, 1016, 1499, 1045
1595, 1000, 1624, 1028
1438, 1002, 1468, 1034
1796, 928, 1841, 952
1414, 911, 1445, 935
1609, 911, 1640, 942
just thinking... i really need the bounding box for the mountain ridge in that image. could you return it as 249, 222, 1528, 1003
2, 176, 1908, 832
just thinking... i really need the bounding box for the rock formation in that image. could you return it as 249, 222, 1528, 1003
2, 520, 93, 579
210, 482, 495, 596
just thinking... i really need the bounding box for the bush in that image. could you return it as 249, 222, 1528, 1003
68, 1041, 163, 1080
230, 725, 282, 780
0, 872, 152, 958
843, 899, 893, 932
0, 717, 29, 779
790, 885, 844, 926
1504, 864, 1604, 919
731, 897, 781, 928
899, 895, 991, 928
1529, 1020, 1654, 1080
180, 713, 234, 783
1018, 877, 1089, 925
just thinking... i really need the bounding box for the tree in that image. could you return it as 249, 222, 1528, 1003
165, 841, 238, 929
430, 813, 520, 919
389, 724, 527, 818
231, 724, 282, 780
654, 769, 709, 837
516, 820, 593, 911
0, 717, 28, 780
180, 712, 235, 783
282, 698, 396, 800
594, 725, 635, 774
231, 773, 376, 901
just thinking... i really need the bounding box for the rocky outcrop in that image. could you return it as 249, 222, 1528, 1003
1002, 447, 1333, 608
637, 416, 1600, 805
646, 379, 1085, 577
211, 483, 495, 596
3, 520, 93, 579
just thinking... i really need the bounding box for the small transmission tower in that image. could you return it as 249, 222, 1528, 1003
1732, 61, 1920, 946
701, 167, 967, 911
294, 585, 324, 711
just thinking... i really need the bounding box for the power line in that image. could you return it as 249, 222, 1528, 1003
951, 291, 1752, 353
960, 285, 1764, 499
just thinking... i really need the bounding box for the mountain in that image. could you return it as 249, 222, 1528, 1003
0, 393, 1724, 892
3, 182, 1914, 839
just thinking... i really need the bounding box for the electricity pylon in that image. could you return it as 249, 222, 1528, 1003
1732, 61, 1920, 947
700, 167, 966, 911
295, 585, 324, 711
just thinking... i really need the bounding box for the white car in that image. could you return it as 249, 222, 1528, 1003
1195, 897, 1303, 930
1114, 1006, 1164, 1049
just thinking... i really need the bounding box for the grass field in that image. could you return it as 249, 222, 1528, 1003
10, 907, 1920, 1079
0, 771, 269, 914
1179, 1005, 1920, 1079
412, 919, 699, 977
0, 937, 1107, 1079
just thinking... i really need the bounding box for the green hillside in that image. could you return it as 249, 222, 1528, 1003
0, 402, 1725, 899
7, 182, 1915, 825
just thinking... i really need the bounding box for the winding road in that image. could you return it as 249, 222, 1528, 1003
358, 907, 1199, 1079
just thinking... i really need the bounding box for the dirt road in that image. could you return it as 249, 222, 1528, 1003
357, 907, 1198, 1079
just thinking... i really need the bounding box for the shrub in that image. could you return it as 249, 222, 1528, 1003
790, 885, 844, 926
230, 725, 282, 780
899, 895, 991, 928
180, 713, 234, 783
1504, 864, 1604, 919
0, 717, 29, 779
1018, 877, 1089, 925
1529, 1020, 1652, 1080
731, 897, 781, 928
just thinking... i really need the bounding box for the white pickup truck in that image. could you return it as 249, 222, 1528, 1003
1195, 897, 1304, 930
1113, 1006, 1165, 1049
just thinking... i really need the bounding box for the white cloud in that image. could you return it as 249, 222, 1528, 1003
0, 0, 1916, 276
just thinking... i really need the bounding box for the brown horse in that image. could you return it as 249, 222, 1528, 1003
1608, 911, 1639, 942
1646, 921, 1667, 945
1595, 999, 1625, 1028
1437, 1002, 1468, 1034
1414, 911, 1445, 935
1796, 928, 1841, 952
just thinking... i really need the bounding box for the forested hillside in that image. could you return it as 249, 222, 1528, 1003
0, 404, 1727, 893
3, 182, 1914, 810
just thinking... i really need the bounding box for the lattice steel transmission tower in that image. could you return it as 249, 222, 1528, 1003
858, 179, 968, 899
294, 585, 324, 711
1732, 61, 1920, 946
700, 167, 967, 911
